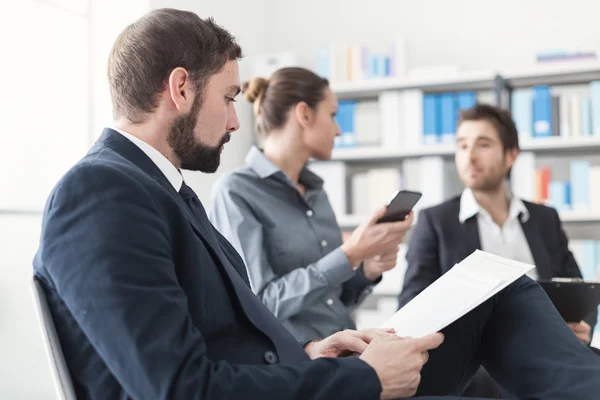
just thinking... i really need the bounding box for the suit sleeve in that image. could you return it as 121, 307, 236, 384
398, 210, 442, 309
550, 208, 598, 334
41, 165, 381, 400
209, 184, 356, 321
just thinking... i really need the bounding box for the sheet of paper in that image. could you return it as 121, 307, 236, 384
381, 250, 535, 337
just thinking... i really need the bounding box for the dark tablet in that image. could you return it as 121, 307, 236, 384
538, 280, 600, 322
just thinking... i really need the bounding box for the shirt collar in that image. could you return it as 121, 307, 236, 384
112, 127, 183, 191
245, 146, 279, 179
459, 188, 530, 223
245, 146, 324, 189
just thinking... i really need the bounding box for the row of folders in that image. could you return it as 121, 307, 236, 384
334, 90, 492, 149
317, 40, 408, 82
512, 155, 600, 212
512, 82, 600, 139
310, 153, 600, 217
333, 81, 600, 150
570, 240, 600, 282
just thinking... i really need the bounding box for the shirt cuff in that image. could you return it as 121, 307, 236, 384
316, 247, 356, 287
355, 264, 382, 287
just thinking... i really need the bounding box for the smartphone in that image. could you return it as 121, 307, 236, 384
376, 190, 422, 223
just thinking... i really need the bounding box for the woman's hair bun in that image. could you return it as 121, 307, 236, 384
242, 77, 269, 104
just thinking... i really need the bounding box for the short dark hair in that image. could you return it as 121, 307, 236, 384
108, 8, 243, 124
242, 67, 330, 136
458, 103, 520, 152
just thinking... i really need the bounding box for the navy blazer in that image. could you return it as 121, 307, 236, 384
399, 196, 597, 332
33, 129, 380, 400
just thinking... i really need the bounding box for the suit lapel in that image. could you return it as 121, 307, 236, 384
462, 216, 482, 257
520, 215, 552, 279
99, 128, 249, 286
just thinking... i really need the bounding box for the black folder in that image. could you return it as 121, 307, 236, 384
538, 279, 600, 322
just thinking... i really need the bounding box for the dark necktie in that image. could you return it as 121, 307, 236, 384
178, 182, 309, 363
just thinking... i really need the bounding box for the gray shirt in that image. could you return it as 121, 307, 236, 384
209, 146, 377, 342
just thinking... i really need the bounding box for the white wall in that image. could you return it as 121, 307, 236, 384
0, 1, 151, 398
269, 0, 600, 72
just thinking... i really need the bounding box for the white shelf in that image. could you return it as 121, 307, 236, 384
330, 70, 496, 100
503, 61, 600, 87
326, 137, 600, 163
520, 136, 600, 152
336, 210, 600, 228
329, 62, 600, 99
559, 211, 600, 223
329, 144, 455, 162
336, 214, 365, 228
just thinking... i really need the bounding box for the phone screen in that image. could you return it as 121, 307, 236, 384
376, 190, 422, 223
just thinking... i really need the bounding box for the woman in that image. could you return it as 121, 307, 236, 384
209, 67, 412, 343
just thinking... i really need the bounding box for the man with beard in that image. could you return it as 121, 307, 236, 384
399, 104, 598, 397
32, 8, 600, 400
32, 8, 444, 400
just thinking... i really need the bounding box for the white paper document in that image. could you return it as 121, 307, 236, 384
381, 250, 535, 338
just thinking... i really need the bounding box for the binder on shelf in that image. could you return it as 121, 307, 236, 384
379, 91, 404, 148
559, 95, 571, 138
423, 94, 440, 145
457, 91, 477, 111
589, 166, 600, 212
581, 96, 592, 136
308, 162, 347, 216
354, 100, 380, 146
570, 160, 591, 212
335, 100, 356, 148
532, 86, 553, 137
551, 95, 560, 136
570, 95, 582, 138
511, 89, 533, 140
440, 93, 457, 144
590, 81, 600, 136
510, 152, 536, 202
403, 90, 424, 149
548, 181, 569, 211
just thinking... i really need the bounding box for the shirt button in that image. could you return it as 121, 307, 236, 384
264, 351, 278, 364
321, 240, 328, 247
306, 210, 314, 217
326, 298, 334, 306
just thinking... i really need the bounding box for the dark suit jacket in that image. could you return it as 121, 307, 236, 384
32, 129, 380, 400
398, 196, 598, 333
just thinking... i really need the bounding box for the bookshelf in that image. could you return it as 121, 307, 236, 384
337, 211, 600, 229
324, 136, 600, 163
331, 69, 497, 100
330, 62, 600, 99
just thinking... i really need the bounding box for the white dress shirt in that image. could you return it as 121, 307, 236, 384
112, 127, 183, 191
459, 188, 538, 280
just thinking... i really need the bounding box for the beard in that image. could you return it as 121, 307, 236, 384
465, 170, 506, 192
167, 95, 231, 173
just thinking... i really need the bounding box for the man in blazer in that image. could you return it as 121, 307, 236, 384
399, 104, 597, 341
399, 104, 598, 397
31, 8, 444, 400
32, 9, 600, 400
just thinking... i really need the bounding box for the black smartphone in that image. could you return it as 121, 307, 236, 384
376, 190, 422, 223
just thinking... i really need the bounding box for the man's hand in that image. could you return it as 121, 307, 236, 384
568, 321, 591, 345
363, 250, 398, 281
304, 329, 395, 359
359, 333, 444, 400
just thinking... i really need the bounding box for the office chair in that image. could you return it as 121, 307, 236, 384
31, 277, 77, 400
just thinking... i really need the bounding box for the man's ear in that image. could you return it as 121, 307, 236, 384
506, 147, 519, 170
167, 67, 194, 113
293, 102, 314, 129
